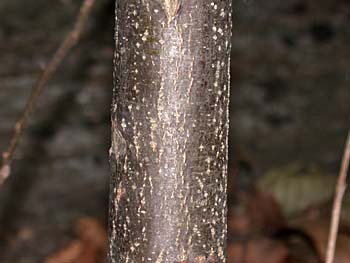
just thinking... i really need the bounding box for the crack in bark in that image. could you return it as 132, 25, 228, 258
160, 0, 180, 23
111, 120, 127, 159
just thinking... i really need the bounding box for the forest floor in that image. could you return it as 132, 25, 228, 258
0, 0, 349, 262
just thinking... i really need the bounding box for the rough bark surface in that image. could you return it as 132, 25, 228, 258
109, 0, 232, 262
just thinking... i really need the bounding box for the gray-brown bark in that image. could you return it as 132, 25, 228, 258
109, 0, 232, 262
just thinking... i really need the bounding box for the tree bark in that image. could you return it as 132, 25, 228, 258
109, 1, 232, 262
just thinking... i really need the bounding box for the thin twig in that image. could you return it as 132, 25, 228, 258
0, 0, 96, 186
326, 129, 350, 263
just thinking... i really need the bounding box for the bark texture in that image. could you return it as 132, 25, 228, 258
109, 0, 232, 262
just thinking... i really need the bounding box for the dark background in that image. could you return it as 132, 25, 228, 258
0, 0, 349, 262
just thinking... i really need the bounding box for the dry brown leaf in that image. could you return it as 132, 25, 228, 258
248, 191, 285, 233
228, 190, 285, 238
76, 217, 107, 251
76, 217, 107, 263
45, 241, 82, 263
228, 243, 245, 263
228, 238, 288, 263
228, 211, 251, 236
45, 217, 107, 263
293, 218, 350, 263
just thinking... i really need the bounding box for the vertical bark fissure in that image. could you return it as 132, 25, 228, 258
109, 1, 232, 262
161, 0, 181, 24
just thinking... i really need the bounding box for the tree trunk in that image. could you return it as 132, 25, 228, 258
109, 1, 232, 262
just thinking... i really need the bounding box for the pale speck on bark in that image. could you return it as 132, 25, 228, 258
109, 0, 232, 262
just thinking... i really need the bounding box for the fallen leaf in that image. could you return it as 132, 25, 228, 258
45, 217, 107, 263
257, 162, 336, 217
76, 217, 107, 251
228, 238, 288, 263
227, 243, 244, 263
248, 190, 285, 233
228, 190, 285, 237
293, 218, 350, 263
45, 241, 82, 263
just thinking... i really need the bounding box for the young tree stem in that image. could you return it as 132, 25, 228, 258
109, 1, 232, 262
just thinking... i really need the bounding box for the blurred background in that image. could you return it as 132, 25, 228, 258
0, 0, 349, 262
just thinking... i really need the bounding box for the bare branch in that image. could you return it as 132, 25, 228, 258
0, 0, 96, 186
326, 129, 350, 263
